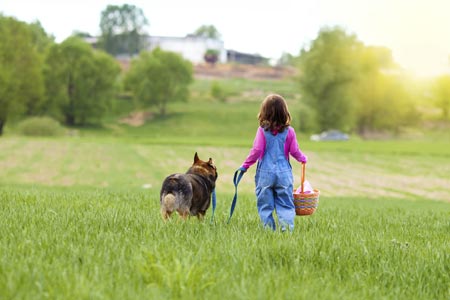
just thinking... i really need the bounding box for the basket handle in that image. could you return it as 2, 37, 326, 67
300, 163, 306, 193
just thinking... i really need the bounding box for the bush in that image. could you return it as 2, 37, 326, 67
210, 81, 227, 102
17, 117, 65, 136
204, 49, 219, 64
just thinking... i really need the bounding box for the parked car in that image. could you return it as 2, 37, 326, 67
310, 130, 349, 141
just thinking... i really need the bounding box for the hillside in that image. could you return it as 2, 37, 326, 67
117, 58, 297, 80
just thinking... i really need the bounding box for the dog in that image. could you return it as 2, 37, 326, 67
160, 152, 218, 221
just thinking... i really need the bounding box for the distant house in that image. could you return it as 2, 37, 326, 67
146, 35, 227, 64
227, 50, 269, 65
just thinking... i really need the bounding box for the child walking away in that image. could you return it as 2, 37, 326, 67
239, 94, 307, 232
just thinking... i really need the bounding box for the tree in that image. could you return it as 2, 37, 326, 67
26, 20, 55, 116
44, 37, 120, 125
354, 73, 417, 134
191, 25, 221, 39
298, 27, 417, 134
71, 31, 93, 38
353, 47, 417, 134
298, 26, 363, 131
98, 4, 149, 56
191, 25, 222, 65
432, 75, 450, 119
0, 16, 45, 135
277, 52, 297, 67
28, 20, 54, 54
124, 48, 193, 116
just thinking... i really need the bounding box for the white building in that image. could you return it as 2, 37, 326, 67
84, 35, 267, 65
146, 35, 227, 64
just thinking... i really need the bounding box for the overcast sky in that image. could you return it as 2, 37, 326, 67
2, 0, 450, 77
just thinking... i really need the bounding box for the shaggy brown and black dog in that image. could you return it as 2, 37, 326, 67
160, 152, 218, 220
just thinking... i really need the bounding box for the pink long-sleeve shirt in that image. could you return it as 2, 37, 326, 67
241, 126, 307, 170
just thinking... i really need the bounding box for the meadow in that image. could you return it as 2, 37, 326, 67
0, 77, 449, 299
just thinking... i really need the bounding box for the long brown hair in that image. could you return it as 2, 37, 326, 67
257, 94, 291, 132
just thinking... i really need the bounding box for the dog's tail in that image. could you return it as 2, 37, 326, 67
162, 193, 176, 211
161, 193, 176, 220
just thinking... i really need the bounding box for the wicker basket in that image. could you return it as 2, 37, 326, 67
294, 163, 320, 216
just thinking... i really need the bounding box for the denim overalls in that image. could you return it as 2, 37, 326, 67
255, 128, 295, 231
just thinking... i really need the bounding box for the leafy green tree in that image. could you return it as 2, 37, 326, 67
28, 20, 54, 54
353, 47, 418, 134
124, 48, 193, 115
98, 4, 149, 56
298, 27, 418, 134
191, 25, 221, 39
355, 73, 417, 134
432, 75, 450, 119
277, 52, 297, 67
192, 25, 222, 65
44, 37, 120, 125
26, 21, 55, 116
298, 26, 363, 131
0, 16, 45, 135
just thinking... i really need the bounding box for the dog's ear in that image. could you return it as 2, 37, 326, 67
194, 152, 199, 163
208, 158, 216, 170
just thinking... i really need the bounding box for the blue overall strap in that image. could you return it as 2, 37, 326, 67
210, 189, 216, 224
227, 169, 245, 224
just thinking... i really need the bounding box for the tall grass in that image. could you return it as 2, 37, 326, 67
0, 187, 448, 299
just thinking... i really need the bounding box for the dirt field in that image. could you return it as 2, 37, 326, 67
194, 63, 297, 80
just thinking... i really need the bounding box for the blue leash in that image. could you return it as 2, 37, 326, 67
210, 189, 216, 224
227, 169, 245, 224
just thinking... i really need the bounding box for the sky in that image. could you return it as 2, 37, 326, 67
2, 0, 450, 77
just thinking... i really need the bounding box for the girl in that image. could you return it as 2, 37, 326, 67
239, 94, 307, 232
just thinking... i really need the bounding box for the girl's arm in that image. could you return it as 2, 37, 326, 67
241, 127, 265, 169
286, 127, 307, 163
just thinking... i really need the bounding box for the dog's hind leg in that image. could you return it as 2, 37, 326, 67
196, 212, 206, 221
178, 208, 190, 221
161, 208, 172, 221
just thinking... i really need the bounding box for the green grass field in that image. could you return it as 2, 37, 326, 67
1, 78, 449, 299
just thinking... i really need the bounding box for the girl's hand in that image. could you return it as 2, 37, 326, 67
300, 155, 308, 164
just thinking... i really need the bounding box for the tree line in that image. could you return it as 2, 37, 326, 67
0, 6, 193, 135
